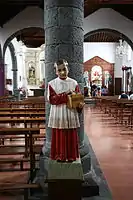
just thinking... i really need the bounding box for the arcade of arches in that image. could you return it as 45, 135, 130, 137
4, 37, 133, 98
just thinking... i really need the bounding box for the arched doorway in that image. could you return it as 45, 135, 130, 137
84, 29, 133, 95
3, 27, 44, 59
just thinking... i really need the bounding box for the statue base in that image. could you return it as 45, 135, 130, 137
28, 165, 99, 199
31, 141, 99, 199
48, 179, 82, 200
48, 159, 83, 180
48, 159, 83, 200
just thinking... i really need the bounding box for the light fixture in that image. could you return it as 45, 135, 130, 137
116, 39, 127, 57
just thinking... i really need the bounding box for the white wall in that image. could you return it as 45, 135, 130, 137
84, 8, 133, 44
84, 42, 133, 78
84, 42, 116, 63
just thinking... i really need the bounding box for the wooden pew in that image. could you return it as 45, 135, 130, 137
0, 128, 45, 163
0, 117, 45, 128
0, 128, 43, 174
0, 157, 40, 172
95, 96, 118, 113
0, 132, 45, 145
0, 127, 45, 146
0, 101, 45, 109
0, 182, 40, 200
0, 99, 46, 198
0, 182, 39, 190
95, 97, 133, 131
0, 112, 45, 117
0, 107, 45, 112
8, 102, 44, 108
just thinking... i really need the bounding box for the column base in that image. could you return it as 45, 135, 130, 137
48, 179, 82, 200
13, 89, 20, 100
33, 139, 99, 198
48, 159, 83, 180
48, 159, 83, 200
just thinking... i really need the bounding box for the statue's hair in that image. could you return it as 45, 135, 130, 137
54, 59, 68, 69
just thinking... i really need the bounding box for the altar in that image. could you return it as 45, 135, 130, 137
30, 88, 45, 97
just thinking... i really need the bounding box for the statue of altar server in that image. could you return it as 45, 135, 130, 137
47, 59, 84, 162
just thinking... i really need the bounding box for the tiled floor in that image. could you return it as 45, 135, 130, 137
1, 105, 133, 199
85, 105, 133, 200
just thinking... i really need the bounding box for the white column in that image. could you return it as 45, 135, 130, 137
22, 52, 27, 88
115, 43, 123, 78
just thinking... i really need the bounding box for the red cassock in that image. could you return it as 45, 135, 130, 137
49, 84, 80, 161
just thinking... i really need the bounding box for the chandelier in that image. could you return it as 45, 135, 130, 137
116, 39, 127, 57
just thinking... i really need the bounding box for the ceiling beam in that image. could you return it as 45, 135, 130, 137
23, 37, 44, 41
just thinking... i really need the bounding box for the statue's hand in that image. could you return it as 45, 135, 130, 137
66, 90, 73, 95
78, 102, 85, 108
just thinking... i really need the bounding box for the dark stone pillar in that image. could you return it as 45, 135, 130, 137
0, 63, 5, 96
0, 44, 5, 96
8, 42, 19, 99
36, 0, 97, 187
115, 78, 122, 95
131, 76, 133, 93
44, 0, 85, 153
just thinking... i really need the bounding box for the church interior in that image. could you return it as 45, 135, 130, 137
0, 0, 133, 200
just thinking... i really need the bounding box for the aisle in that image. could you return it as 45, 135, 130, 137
84, 105, 133, 200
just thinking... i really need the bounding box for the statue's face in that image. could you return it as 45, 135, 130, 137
56, 64, 69, 79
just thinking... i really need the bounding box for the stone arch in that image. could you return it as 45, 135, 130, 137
1, 6, 43, 49
0, 44, 3, 63
3, 27, 44, 59
84, 8, 133, 43
0, 44, 5, 96
8, 42, 18, 92
84, 28, 133, 50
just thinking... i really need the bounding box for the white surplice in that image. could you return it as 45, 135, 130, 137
47, 77, 80, 129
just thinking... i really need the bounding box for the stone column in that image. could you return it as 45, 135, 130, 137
44, 0, 84, 149
0, 44, 5, 96
37, 0, 95, 185
0, 63, 5, 96
8, 42, 19, 99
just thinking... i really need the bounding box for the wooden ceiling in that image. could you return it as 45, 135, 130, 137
1, 0, 133, 47
16, 28, 44, 48
84, 31, 121, 43
84, 0, 133, 17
